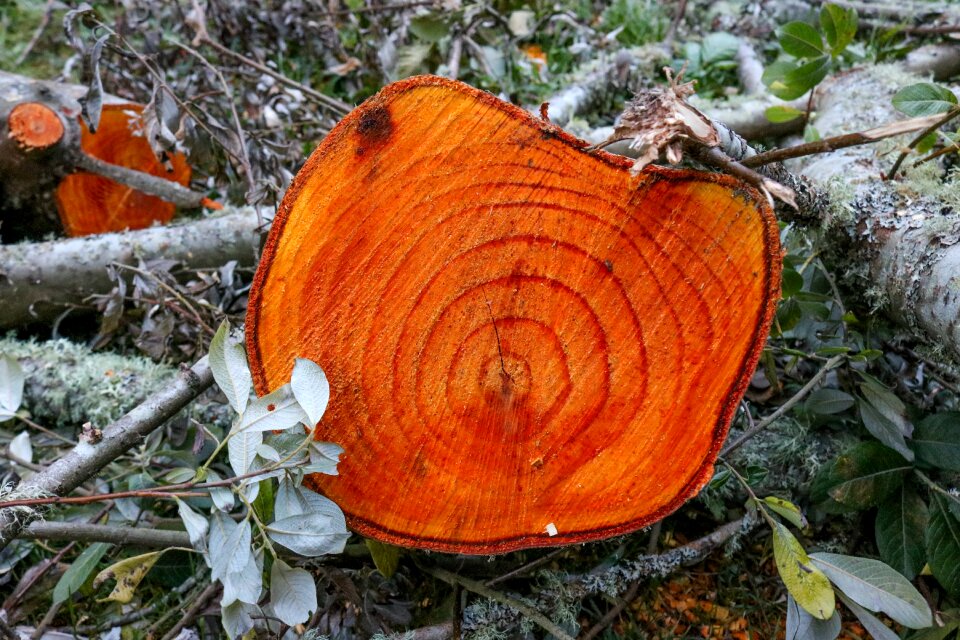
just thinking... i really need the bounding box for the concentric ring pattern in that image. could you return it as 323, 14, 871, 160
55, 104, 191, 237
246, 75, 781, 554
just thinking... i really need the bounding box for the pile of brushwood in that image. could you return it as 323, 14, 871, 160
1, 1, 960, 638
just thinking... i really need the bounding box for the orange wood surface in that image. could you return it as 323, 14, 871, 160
8, 102, 64, 150
246, 76, 781, 554
55, 104, 191, 237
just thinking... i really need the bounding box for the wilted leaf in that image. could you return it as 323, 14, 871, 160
209, 320, 252, 414
875, 485, 928, 579
53, 542, 110, 605
809, 552, 932, 628
912, 412, 960, 471
786, 594, 840, 640
291, 358, 330, 427
94, 551, 163, 603
270, 558, 317, 625
772, 521, 835, 619
927, 493, 960, 597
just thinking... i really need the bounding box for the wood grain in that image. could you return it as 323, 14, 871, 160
55, 104, 191, 237
246, 75, 781, 553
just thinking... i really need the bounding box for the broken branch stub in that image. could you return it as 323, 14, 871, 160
55, 103, 192, 237
246, 75, 781, 554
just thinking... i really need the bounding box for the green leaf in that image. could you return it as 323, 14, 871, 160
290, 358, 330, 427
270, 558, 317, 626
787, 56, 832, 91
771, 521, 835, 619
820, 4, 858, 55
781, 266, 804, 298
764, 496, 808, 529
811, 442, 910, 509
892, 83, 959, 117
875, 485, 929, 580
0, 354, 24, 418
927, 493, 960, 597
53, 542, 111, 604
409, 15, 448, 42
94, 551, 164, 604
809, 552, 932, 628
766, 105, 805, 123
916, 131, 938, 155
786, 594, 841, 640
778, 22, 826, 58
858, 397, 914, 461
366, 538, 401, 578
805, 388, 855, 415
912, 412, 960, 471
836, 592, 901, 640
701, 32, 740, 64
209, 320, 252, 415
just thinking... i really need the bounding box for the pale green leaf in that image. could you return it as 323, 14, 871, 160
291, 358, 330, 427
786, 595, 841, 640
837, 592, 902, 640
778, 22, 826, 58
268, 512, 350, 557
0, 354, 24, 416
820, 4, 858, 55
209, 320, 252, 414
366, 538, 401, 578
270, 558, 317, 626
809, 552, 932, 628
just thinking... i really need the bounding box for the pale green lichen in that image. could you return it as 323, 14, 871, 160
0, 336, 231, 430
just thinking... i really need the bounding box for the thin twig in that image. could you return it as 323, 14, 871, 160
13, 0, 55, 67
73, 151, 211, 209
741, 114, 946, 168
160, 581, 219, 640
580, 579, 641, 640
721, 354, 845, 456
198, 37, 351, 115
485, 547, 568, 586
425, 566, 576, 640
887, 107, 960, 179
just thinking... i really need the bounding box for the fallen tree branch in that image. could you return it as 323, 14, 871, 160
0, 356, 213, 550
0, 206, 264, 329
18, 522, 190, 547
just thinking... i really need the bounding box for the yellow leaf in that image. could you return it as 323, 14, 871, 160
365, 538, 400, 578
93, 551, 163, 604
771, 521, 835, 619
763, 496, 808, 529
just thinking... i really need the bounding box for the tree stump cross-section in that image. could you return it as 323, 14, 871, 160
246, 75, 781, 554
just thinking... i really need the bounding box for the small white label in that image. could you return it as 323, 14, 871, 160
545, 522, 558, 537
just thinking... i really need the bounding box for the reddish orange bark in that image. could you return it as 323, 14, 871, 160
55, 104, 191, 237
246, 76, 781, 553
8, 102, 64, 150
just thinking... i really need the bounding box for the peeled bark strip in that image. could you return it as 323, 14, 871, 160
247, 75, 781, 553
0, 207, 264, 329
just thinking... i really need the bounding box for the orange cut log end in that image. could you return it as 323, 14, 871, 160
246, 76, 781, 554
8, 102, 65, 150
55, 104, 191, 237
